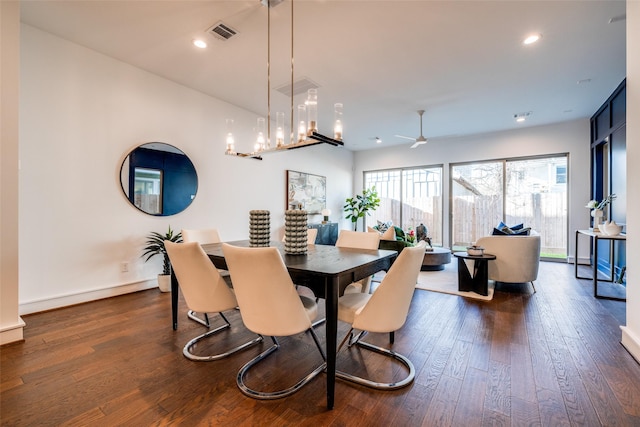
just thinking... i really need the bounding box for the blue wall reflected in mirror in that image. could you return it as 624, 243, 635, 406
120, 142, 198, 216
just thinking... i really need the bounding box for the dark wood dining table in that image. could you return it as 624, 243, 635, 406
170, 240, 398, 410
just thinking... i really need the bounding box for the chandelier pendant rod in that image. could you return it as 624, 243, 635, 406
290, 0, 294, 145
267, 1, 271, 148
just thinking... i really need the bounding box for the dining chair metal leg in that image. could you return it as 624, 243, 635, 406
236, 329, 327, 400
183, 313, 262, 362
187, 310, 210, 327
312, 317, 326, 328
336, 327, 415, 390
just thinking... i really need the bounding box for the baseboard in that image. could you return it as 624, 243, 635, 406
19, 279, 159, 315
568, 256, 592, 265
621, 326, 640, 364
0, 317, 26, 345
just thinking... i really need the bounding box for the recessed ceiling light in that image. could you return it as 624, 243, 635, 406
523, 34, 542, 45
193, 39, 207, 49
375, 137, 382, 144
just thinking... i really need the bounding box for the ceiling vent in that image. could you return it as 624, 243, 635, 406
275, 77, 319, 97
207, 21, 238, 41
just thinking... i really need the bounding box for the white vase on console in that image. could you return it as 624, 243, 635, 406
591, 209, 604, 231
601, 220, 622, 236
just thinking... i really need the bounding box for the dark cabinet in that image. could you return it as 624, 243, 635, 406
309, 223, 338, 245
590, 79, 626, 286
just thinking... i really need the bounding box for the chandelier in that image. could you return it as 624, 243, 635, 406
224, 0, 344, 160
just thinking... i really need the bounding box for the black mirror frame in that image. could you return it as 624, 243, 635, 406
119, 142, 198, 216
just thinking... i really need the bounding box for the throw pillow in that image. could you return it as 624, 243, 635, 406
376, 220, 391, 232
492, 223, 531, 236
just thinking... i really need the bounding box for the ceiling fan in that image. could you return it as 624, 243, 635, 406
395, 110, 428, 148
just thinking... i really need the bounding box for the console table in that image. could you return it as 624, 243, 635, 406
308, 222, 338, 245
574, 229, 626, 301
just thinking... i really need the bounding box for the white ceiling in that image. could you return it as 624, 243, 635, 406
20, 1, 627, 152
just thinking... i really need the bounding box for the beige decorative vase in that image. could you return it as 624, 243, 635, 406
591, 209, 604, 231
601, 220, 622, 236
284, 209, 308, 254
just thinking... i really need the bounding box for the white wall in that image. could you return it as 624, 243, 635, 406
18, 25, 353, 314
621, 0, 640, 363
353, 119, 591, 258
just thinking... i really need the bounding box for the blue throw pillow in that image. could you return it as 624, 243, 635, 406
493, 223, 531, 236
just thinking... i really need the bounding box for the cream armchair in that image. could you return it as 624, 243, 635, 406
475, 233, 541, 292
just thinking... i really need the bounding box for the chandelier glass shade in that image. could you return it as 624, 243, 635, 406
224, 0, 344, 160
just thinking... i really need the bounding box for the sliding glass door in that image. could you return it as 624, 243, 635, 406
364, 166, 443, 245
451, 161, 503, 249
451, 155, 568, 259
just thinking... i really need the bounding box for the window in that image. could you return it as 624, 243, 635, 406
364, 166, 443, 245
134, 168, 162, 214
451, 155, 568, 259
556, 165, 567, 184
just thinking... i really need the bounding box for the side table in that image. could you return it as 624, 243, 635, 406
453, 252, 496, 296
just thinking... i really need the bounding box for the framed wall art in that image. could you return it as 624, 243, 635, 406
286, 170, 326, 214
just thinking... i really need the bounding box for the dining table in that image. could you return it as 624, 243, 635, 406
170, 240, 398, 410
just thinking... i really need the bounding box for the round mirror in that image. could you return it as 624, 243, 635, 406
120, 142, 198, 216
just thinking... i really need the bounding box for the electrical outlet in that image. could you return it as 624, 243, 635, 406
120, 262, 129, 273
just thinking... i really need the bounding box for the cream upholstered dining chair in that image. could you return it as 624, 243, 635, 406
164, 241, 262, 361
335, 229, 381, 294
221, 243, 326, 400
181, 228, 227, 327
182, 228, 221, 244
306, 227, 318, 244
336, 241, 425, 390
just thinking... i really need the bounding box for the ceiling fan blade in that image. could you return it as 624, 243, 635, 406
410, 140, 427, 149
394, 135, 416, 141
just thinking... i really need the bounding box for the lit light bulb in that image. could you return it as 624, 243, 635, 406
226, 133, 234, 153
523, 34, 541, 45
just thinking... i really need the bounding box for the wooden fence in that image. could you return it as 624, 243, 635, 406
370, 193, 567, 256
452, 192, 567, 255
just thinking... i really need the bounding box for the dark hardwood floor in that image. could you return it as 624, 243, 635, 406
1, 262, 639, 426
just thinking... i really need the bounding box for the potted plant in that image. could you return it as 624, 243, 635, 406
142, 225, 183, 292
344, 187, 380, 231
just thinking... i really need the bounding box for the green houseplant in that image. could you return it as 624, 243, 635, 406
142, 225, 182, 292
344, 187, 381, 231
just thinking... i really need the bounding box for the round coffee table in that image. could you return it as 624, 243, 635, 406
421, 247, 452, 271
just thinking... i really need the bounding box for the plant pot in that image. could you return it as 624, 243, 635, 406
157, 274, 171, 292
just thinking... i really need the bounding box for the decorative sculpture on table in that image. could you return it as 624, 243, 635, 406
284, 209, 308, 254
585, 194, 616, 232
249, 210, 270, 247
416, 223, 433, 251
